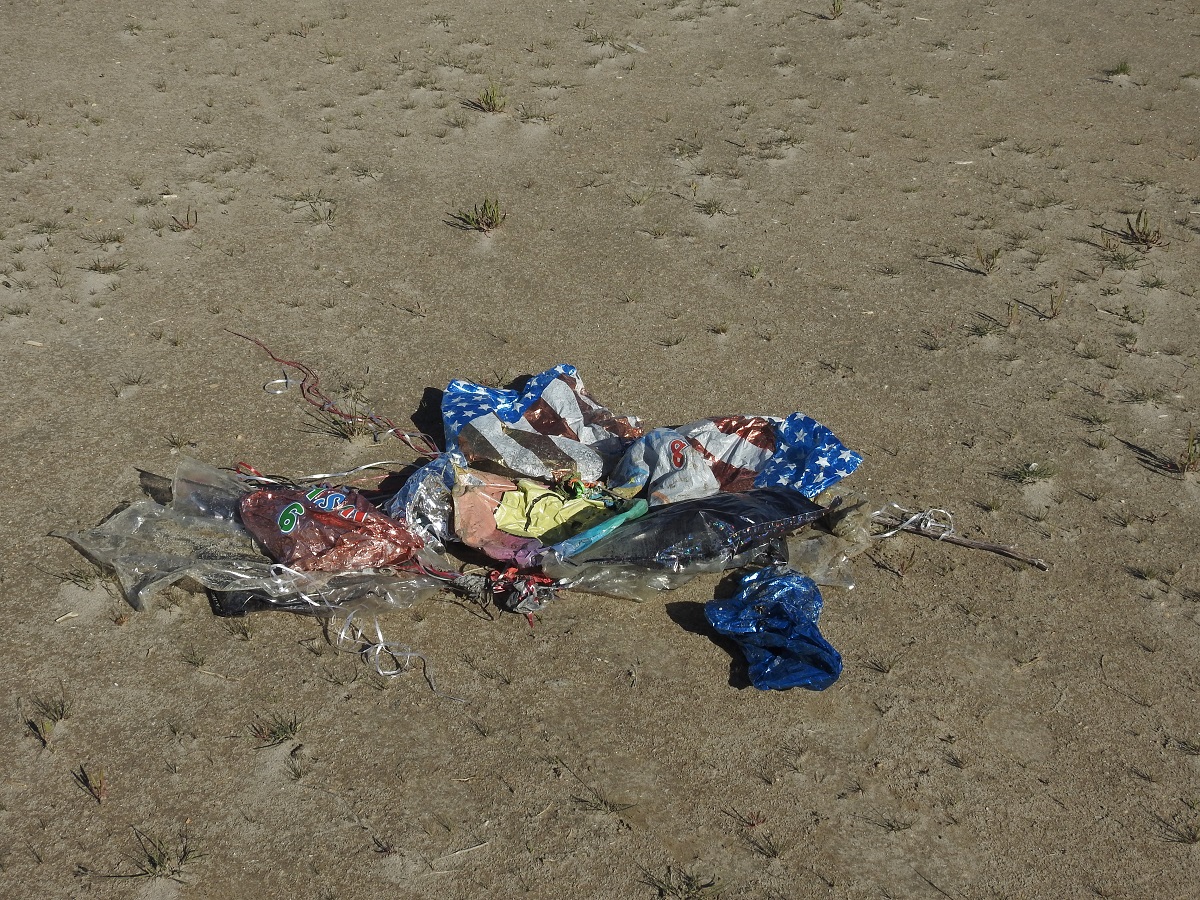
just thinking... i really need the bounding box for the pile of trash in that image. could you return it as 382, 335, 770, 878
63, 363, 877, 692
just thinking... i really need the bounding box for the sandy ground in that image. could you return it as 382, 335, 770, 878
2, 1, 1199, 897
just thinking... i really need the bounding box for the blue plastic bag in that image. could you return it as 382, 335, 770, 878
704, 567, 842, 691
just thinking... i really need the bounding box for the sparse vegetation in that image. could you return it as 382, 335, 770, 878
857, 812, 914, 833
464, 82, 506, 112
32, 689, 72, 724
81, 229, 124, 248
92, 825, 202, 882
170, 207, 198, 231
83, 257, 128, 274
999, 462, 1055, 484
303, 406, 376, 441
1120, 210, 1167, 249
639, 866, 720, 899
550, 756, 633, 814
250, 711, 303, 747
184, 139, 221, 157
1175, 424, 1200, 474
974, 244, 1001, 274
449, 196, 506, 232
73, 763, 108, 803
1152, 810, 1200, 845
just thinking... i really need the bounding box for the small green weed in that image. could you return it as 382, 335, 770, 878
180, 646, 206, 668
278, 190, 337, 227
999, 462, 1055, 484
250, 711, 303, 747
974, 244, 1001, 274
582, 29, 632, 54
1175, 424, 1199, 474
1172, 737, 1200, 755
1152, 811, 1200, 844
170, 208, 198, 232
449, 196, 506, 232
965, 314, 1003, 337
550, 756, 633, 815
33, 689, 72, 723
639, 865, 720, 899
626, 188, 654, 206
223, 618, 252, 640
856, 812, 914, 833
743, 828, 790, 858
860, 654, 896, 674
1046, 281, 1066, 318
1075, 410, 1111, 430
1121, 385, 1167, 404
81, 229, 124, 248
1119, 210, 1166, 248
104, 825, 202, 882
284, 755, 308, 781
464, 82, 506, 112
184, 139, 221, 157
53, 566, 103, 589
73, 763, 108, 803
1106, 247, 1143, 270
516, 103, 553, 124
83, 257, 128, 274
303, 407, 376, 441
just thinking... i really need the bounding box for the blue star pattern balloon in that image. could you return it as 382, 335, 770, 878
754, 413, 864, 499
441, 364, 580, 452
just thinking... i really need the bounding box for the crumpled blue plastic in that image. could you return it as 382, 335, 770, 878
704, 566, 842, 691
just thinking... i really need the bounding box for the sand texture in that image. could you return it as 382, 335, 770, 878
2, 1, 1199, 897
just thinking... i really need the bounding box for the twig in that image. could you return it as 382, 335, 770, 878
873, 504, 1048, 571
442, 840, 489, 858
912, 868, 958, 900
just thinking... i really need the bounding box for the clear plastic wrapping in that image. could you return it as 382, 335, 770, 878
57, 459, 441, 615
